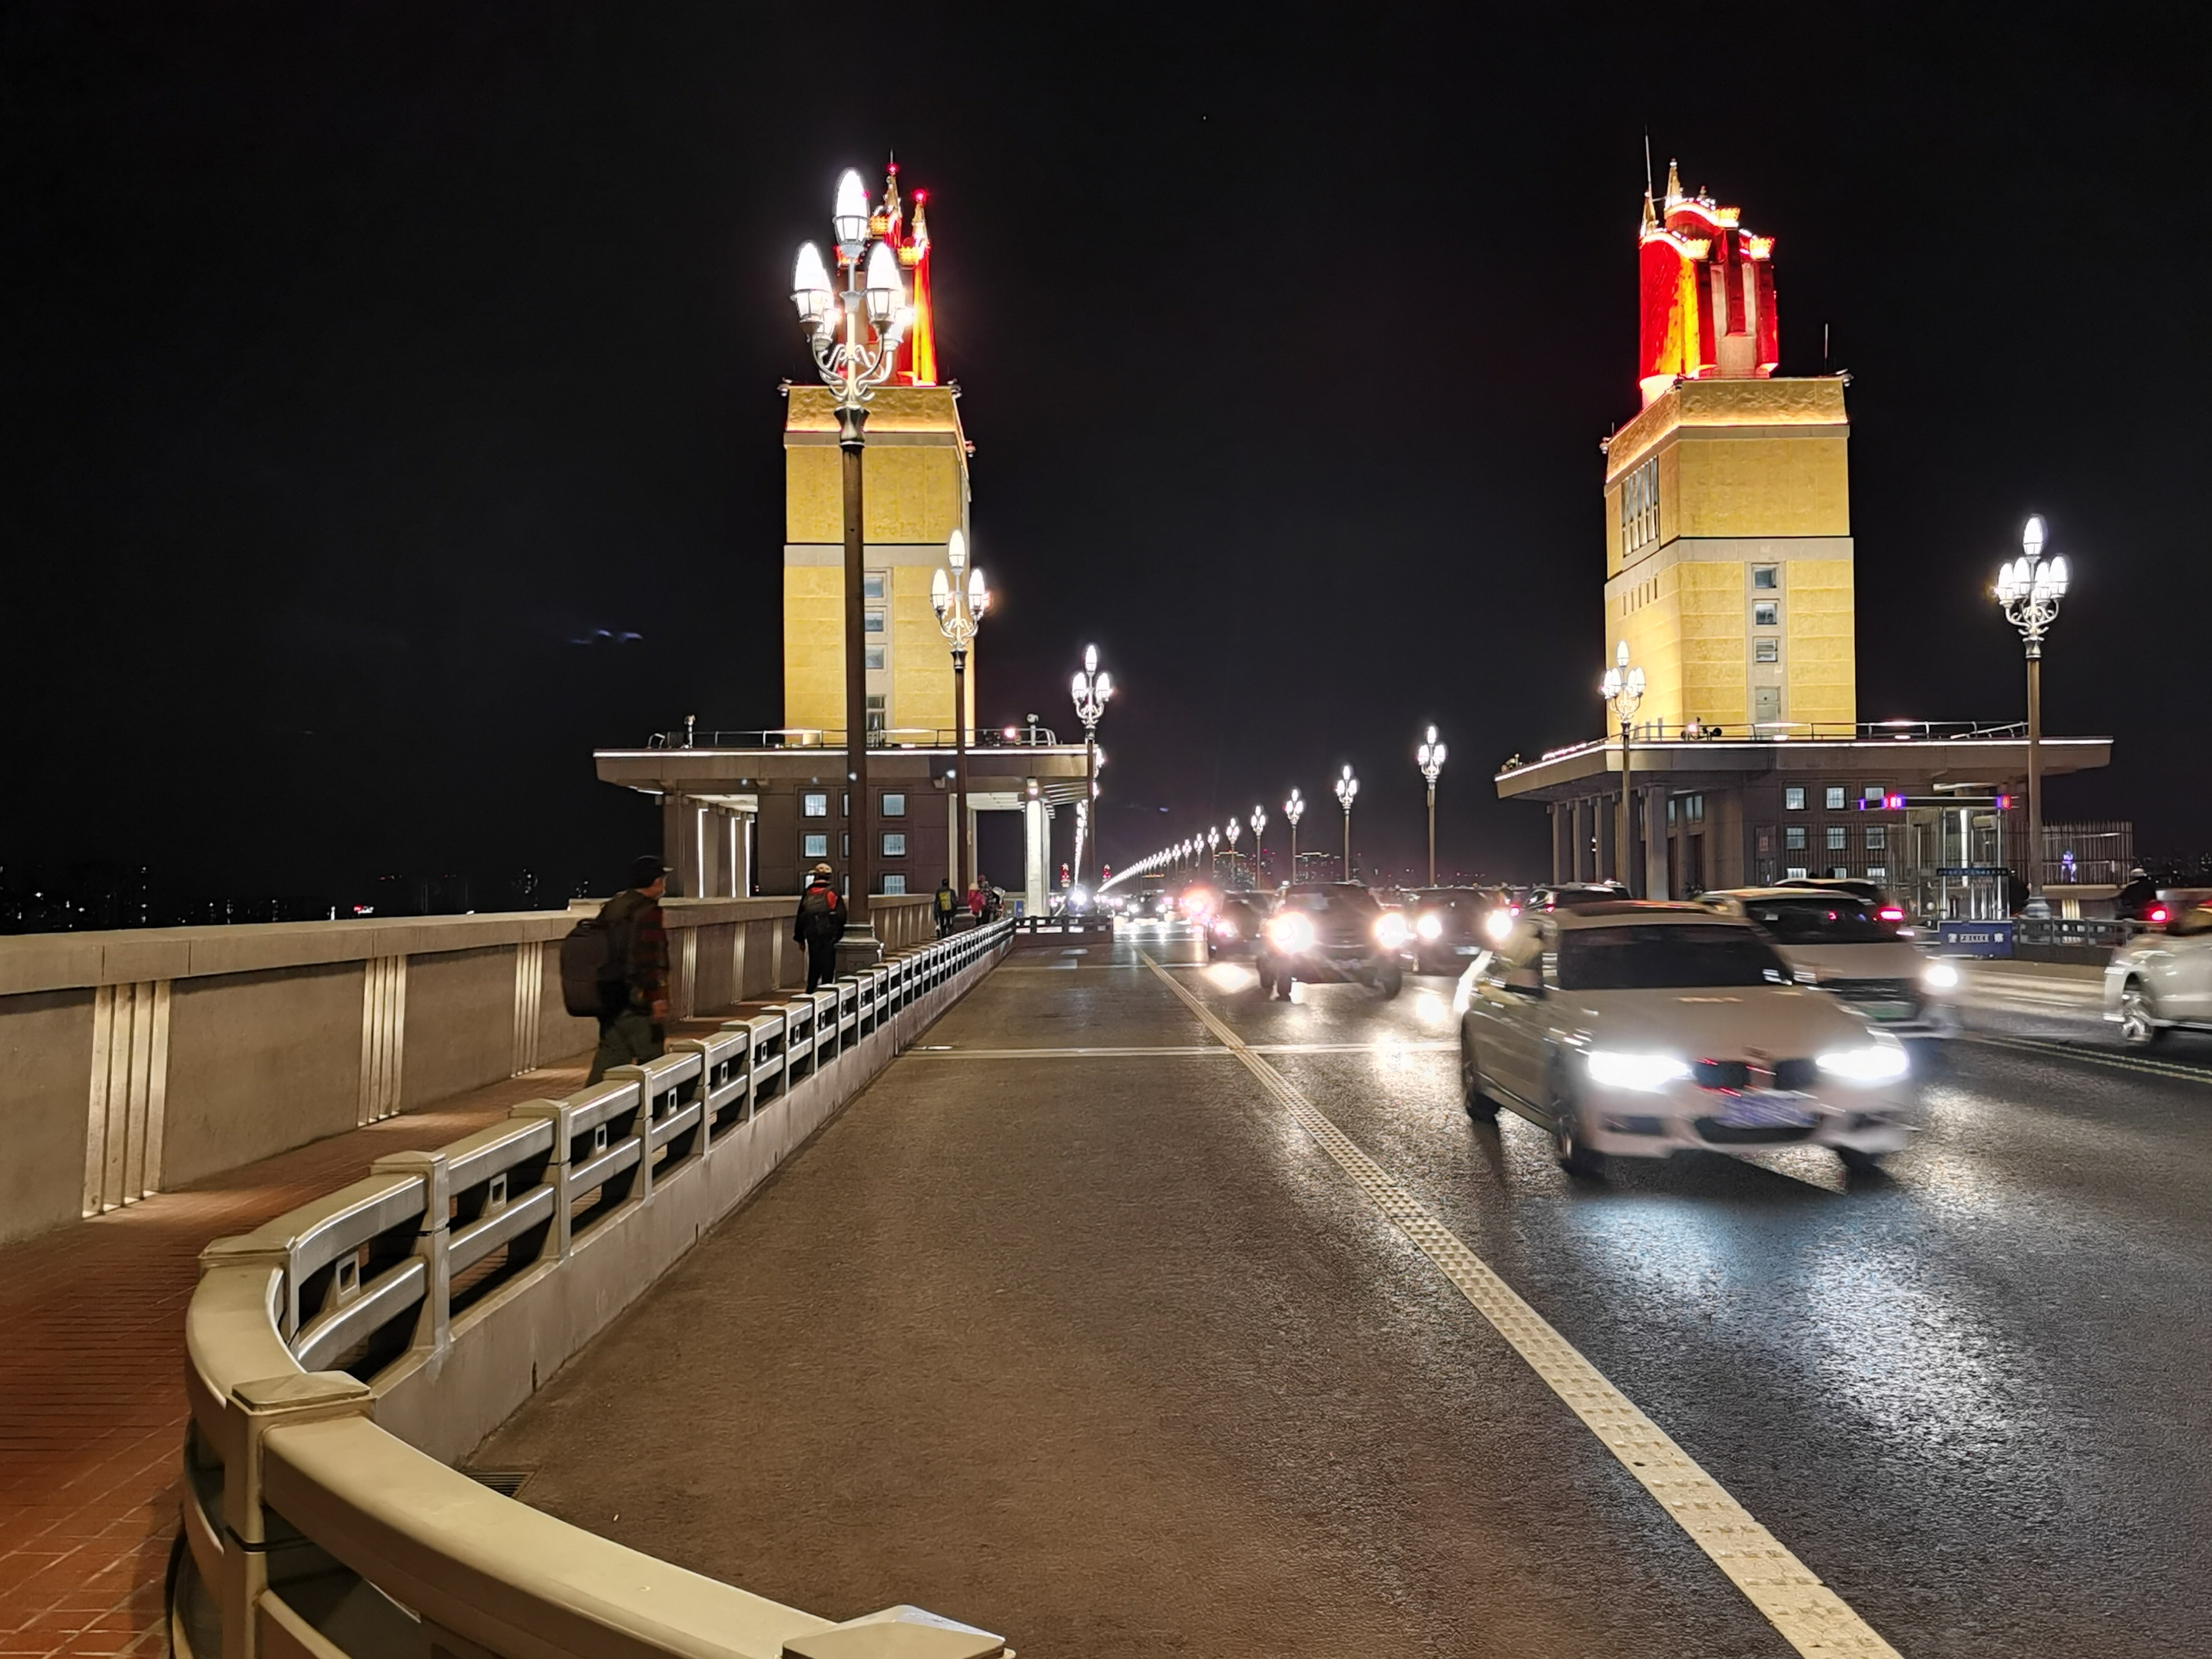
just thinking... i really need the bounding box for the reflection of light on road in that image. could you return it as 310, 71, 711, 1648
1412, 988, 1453, 1028
1204, 962, 1252, 992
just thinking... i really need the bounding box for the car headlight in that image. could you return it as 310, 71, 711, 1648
1922, 961, 1960, 991
1416, 912, 1443, 941
1816, 1041, 1910, 1084
1483, 909, 1515, 943
1213, 919, 1238, 939
1584, 1050, 1692, 1092
1376, 913, 1411, 949
1267, 912, 1315, 953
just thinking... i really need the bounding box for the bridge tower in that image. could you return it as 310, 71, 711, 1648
1602, 160, 1856, 735
782, 164, 973, 744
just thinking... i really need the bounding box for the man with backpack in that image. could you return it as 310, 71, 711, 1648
934, 875, 959, 937
578, 855, 670, 1085
794, 862, 846, 992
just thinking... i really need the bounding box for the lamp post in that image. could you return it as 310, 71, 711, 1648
1070, 646, 1114, 889
1071, 802, 1088, 899
1208, 826, 1219, 876
791, 169, 911, 958
1995, 515, 2071, 899
1334, 767, 1359, 882
1416, 726, 1447, 888
929, 529, 990, 901
1599, 642, 1646, 897
1224, 816, 1241, 886
1283, 793, 1302, 882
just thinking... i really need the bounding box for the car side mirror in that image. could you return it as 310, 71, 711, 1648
1503, 966, 1545, 997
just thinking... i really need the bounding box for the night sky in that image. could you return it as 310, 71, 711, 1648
6, 6, 2208, 909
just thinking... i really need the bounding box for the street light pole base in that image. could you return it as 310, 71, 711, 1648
835, 929, 885, 975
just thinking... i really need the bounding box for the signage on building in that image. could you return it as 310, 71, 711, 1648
1936, 919, 2014, 957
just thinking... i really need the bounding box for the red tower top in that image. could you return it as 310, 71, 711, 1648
868, 161, 938, 386
1637, 160, 1777, 409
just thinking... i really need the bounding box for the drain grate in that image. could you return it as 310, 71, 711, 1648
465, 1468, 535, 1498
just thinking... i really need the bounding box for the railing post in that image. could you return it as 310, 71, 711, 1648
369, 1150, 450, 1356
218, 1371, 374, 1659
507, 1100, 576, 1259
603, 1069, 656, 1204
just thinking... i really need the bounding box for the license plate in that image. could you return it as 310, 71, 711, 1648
1714, 1091, 1817, 1129
1455, 944, 1479, 955
1862, 1003, 1914, 1022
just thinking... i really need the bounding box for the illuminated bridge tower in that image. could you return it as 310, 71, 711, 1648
1604, 161, 1856, 734
783, 163, 972, 743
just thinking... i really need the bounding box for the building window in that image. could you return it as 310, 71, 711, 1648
1754, 637, 1780, 664
1863, 785, 1886, 803
801, 792, 828, 818
1754, 826, 1776, 857
864, 644, 886, 671
864, 609, 886, 634
1753, 601, 1779, 628
1867, 865, 1889, 882
802, 833, 829, 859
882, 833, 906, 857
841, 833, 849, 856
1825, 786, 1846, 810
1753, 564, 1779, 591
863, 571, 887, 600
865, 695, 886, 734
1829, 866, 1849, 880
882, 874, 906, 896
1784, 786, 1806, 811
1786, 866, 1810, 880
882, 793, 906, 816
1684, 793, 1704, 823
1826, 826, 1848, 852
1786, 826, 1808, 851
1866, 826, 1887, 852
1620, 458, 1659, 555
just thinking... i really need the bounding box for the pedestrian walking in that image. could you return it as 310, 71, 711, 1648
794, 862, 847, 992
934, 875, 959, 937
584, 855, 670, 1085
966, 879, 985, 921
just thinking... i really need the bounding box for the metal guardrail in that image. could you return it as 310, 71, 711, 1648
1512, 718, 2038, 770
644, 724, 1066, 750
175, 920, 1018, 1659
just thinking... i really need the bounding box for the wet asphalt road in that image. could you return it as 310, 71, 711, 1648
475, 926, 2212, 1657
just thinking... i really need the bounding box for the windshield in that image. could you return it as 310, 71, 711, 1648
1555, 924, 1790, 990
1739, 898, 1893, 944
1286, 888, 1378, 914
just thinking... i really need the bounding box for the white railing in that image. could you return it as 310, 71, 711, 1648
174, 922, 1018, 1659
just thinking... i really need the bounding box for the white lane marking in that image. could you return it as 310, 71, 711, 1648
906, 1040, 1457, 1061
1138, 948, 1901, 1659
1972, 1033, 2212, 1086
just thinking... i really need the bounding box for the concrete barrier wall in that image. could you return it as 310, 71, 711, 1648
0, 894, 932, 1246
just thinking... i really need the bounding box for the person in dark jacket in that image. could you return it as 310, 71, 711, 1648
586, 855, 671, 1084
794, 863, 847, 992
934, 876, 959, 937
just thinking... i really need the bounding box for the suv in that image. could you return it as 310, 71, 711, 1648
1256, 883, 1405, 1001
1700, 888, 1954, 1037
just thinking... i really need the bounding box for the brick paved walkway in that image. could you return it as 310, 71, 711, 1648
0, 1055, 602, 1657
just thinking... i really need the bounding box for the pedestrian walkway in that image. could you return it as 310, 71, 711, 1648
0, 1048, 621, 1657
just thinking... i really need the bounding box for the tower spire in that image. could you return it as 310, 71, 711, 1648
1664, 157, 1682, 207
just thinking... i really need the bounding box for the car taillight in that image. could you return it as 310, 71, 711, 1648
1877, 906, 1906, 923
2149, 905, 2171, 925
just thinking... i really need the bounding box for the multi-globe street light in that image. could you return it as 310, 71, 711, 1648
791, 168, 912, 958
1600, 642, 1646, 898
1249, 806, 1266, 886
1283, 793, 1303, 882
1224, 816, 1241, 886
929, 529, 990, 899
1995, 515, 2071, 897
1416, 726, 1447, 888
1207, 826, 1219, 874
1334, 767, 1359, 882
1070, 646, 1114, 888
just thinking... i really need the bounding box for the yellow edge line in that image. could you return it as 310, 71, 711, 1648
1136, 947, 1902, 1659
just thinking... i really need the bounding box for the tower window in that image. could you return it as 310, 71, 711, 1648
1826, 826, 1848, 851
864, 645, 886, 671
863, 571, 887, 600
1784, 787, 1806, 811
1619, 459, 1660, 555
1752, 565, 1779, 591
1826, 786, 1846, 810
1753, 601, 1779, 628
864, 609, 886, 634
1754, 637, 1780, 663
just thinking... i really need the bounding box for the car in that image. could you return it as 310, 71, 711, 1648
1456, 902, 1916, 1176
1404, 888, 1498, 975
2104, 900, 2212, 1045
1255, 882, 1406, 1001
1522, 882, 1633, 913
1205, 891, 1275, 960
1698, 888, 1956, 1037
1774, 875, 1912, 929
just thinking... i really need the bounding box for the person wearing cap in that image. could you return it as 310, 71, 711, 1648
793, 862, 846, 992
585, 855, 671, 1084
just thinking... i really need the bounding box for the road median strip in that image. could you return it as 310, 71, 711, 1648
1137, 945, 1902, 1659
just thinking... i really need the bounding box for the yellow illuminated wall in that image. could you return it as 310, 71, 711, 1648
783, 386, 973, 737
1601, 377, 1856, 731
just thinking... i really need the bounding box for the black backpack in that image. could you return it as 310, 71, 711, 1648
558, 899, 637, 1018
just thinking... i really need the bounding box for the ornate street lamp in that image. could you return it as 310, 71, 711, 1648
1600, 642, 1646, 897
930, 529, 990, 899
1207, 826, 1219, 875
1995, 515, 2071, 898
1333, 767, 1359, 882
1416, 726, 1447, 888
1224, 816, 1241, 886
1070, 646, 1114, 888
791, 168, 912, 957
1281, 793, 1301, 882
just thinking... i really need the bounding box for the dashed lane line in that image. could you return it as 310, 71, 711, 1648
1137, 947, 1902, 1659
906, 1040, 1456, 1060
1971, 1032, 2212, 1086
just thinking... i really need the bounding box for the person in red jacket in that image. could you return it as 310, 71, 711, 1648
793, 863, 847, 992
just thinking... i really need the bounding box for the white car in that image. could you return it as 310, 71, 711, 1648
1698, 888, 1959, 1037
1456, 903, 1916, 1177
2104, 901, 2212, 1044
